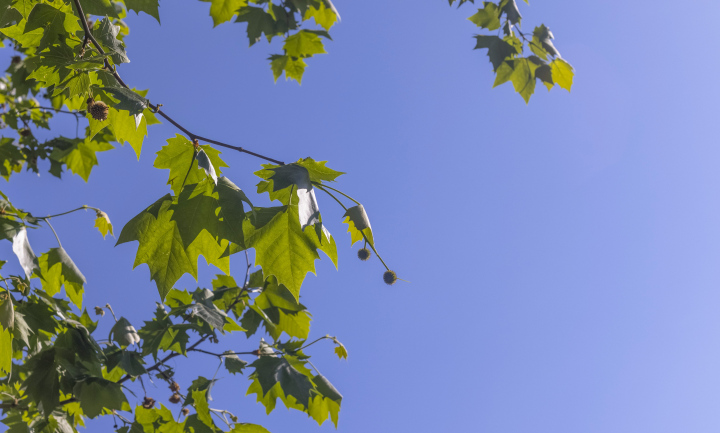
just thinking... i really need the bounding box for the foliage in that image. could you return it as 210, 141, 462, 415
0, 1, 572, 432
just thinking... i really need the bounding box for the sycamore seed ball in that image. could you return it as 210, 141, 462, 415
357, 248, 371, 261
88, 100, 109, 121
169, 393, 181, 404
383, 270, 397, 285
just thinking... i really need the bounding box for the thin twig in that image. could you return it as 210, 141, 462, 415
70, 0, 285, 166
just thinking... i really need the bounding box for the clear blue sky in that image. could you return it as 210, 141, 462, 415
4, 1, 720, 432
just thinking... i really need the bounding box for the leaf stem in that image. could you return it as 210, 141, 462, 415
42, 205, 100, 219
41, 218, 62, 248
315, 183, 361, 206
315, 186, 390, 270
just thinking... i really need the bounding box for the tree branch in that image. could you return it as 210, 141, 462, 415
70, 0, 285, 166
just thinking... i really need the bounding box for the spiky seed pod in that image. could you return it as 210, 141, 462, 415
94, 306, 105, 316
169, 393, 182, 404
383, 270, 397, 285
19, 129, 30, 137
10, 56, 20, 64
181, 408, 190, 416
142, 397, 155, 409
169, 381, 180, 392
357, 248, 371, 261
88, 100, 109, 121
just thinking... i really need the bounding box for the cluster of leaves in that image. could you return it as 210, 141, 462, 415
0, 0, 571, 432
200, 0, 340, 84
451, 0, 574, 102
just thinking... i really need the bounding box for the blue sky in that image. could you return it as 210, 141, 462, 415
4, 1, 720, 432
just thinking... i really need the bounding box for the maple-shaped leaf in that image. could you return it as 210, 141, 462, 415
500, 0, 522, 25
247, 355, 315, 414
468, 2, 501, 30
243, 205, 320, 301
94, 210, 114, 238
22, 348, 61, 414
192, 389, 216, 430
307, 374, 343, 426
474, 35, 521, 71
73, 377, 128, 418
24, 3, 82, 50
201, 0, 246, 26
124, 0, 160, 23
241, 273, 311, 340
117, 192, 235, 300
224, 351, 248, 374
494, 57, 540, 103
49, 136, 114, 182
88, 106, 152, 159
35, 247, 86, 308
95, 17, 129, 64
342, 204, 374, 247
154, 135, 228, 195
0, 137, 25, 180
530, 24, 560, 60
110, 317, 141, 348
236, 5, 281, 46
284, 30, 326, 58
304, 2, 337, 31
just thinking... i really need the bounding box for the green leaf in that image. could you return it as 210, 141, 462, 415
342, 204, 374, 247
230, 424, 271, 433
333, 342, 347, 360
550, 58, 573, 91
23, 348, 60, 414
468, 2, 501, 30
117, 192, 234, 300
124, 0, 160, 22
0, 2, 22, 28
202, 0, 247, 26
154, 135, 228, 195
95, 17, 129, 64
35, 247, 86, 308
24, 3, 81, 50
242, 273, 311, 340
224, 351, 248, 374
73, 377, 128, 418
247, 355, 315, 413
509, 58, 539, 103
0, 137, 24, 180
500, 0, 521, 25
49, 136, 114, 182
0, 327, 11, 375
0, 291, 14, 330
76, 0, 122, 18
192, 389, 215, 429
308, 374, 342, 426
284, 30, 326, 58
304, 2, 337, 31
244, 205, 320, 301
196, 149, 218, 185
236, 6, 279, 46
474, 35, 520, 71
94, 210, 114, 238
101, 87, 149, 115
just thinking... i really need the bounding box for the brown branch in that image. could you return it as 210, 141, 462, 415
116, 335, 211, 385
70, 0, 285, 166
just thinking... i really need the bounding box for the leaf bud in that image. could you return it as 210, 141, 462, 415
94, 306, 105, 316
142, 397, 155, 409
383, 270, 397, 285
169, 393, 182, 404
357, 248, 371, 261
169, 381, 180, 392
